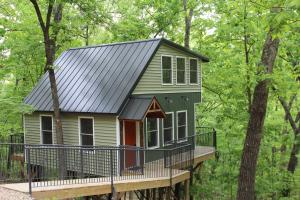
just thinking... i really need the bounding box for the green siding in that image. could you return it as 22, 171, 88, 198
133, 44, 201, 94
24, 112, 116, 146
137, 92, 201, 149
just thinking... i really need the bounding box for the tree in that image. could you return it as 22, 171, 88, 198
236, 8, 280, 200
29, 0, 64, 145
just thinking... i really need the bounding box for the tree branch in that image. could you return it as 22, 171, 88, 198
278, 96, 300, 134
29, 0, 46, 33
45, 0, 54, 32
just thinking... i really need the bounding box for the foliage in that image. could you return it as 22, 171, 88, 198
0, 0, 299, 199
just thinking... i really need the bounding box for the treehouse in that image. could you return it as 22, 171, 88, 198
0, 38, 216, 199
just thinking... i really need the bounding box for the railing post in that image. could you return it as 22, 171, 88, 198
110, 149, 114, 199
169, 150, 172, 187
80, 148, 84, 179
26, 146, 32, 195
213, 128, 217, 149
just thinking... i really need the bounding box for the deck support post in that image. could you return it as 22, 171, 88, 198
184, 180, 190, 200
129, 191, 133, 200
175, 182, 181, 199
166, 187, 171, 200
189, 166, 194, 200
152, 188, 156, 200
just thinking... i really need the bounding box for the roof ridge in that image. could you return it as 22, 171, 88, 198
69, 38, 162, 50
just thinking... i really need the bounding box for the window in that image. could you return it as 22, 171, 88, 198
176, 57, 186, 84
190, 59, 198, 84
163, 113, 174, 145
161, 56, 172, 84
41, 116, 53, 144
177, 111, 187, 141
79, 117, 94, 146
146, 118, 159, 148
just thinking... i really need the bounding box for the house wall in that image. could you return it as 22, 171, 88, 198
24, 112, 116, 146
133, 44, 201, 94
137, 92, 201, 148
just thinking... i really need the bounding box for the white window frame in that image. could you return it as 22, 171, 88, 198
176, 110, 188, 142
161, 55, 173, 85
40, 114, 54, 145
176, 56, 186, 85
146, 118, 160, 149
78, 116, 95, 146
162, 112, 174, 146
189, 58, 199, 85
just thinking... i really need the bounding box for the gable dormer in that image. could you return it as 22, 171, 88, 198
133, 43, 208, 95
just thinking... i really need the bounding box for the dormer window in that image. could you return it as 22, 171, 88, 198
190, 58, 198, 84
161, 56, 172, 84
176, 57, 186, 84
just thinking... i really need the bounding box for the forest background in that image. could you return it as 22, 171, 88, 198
0, 0, 299, 199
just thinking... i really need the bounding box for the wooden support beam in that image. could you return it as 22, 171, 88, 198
184, 180, 190, 200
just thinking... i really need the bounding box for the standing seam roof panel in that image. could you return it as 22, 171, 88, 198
23, 39, 168, 113
90, 42, 141, 112
51, 47, 98, 110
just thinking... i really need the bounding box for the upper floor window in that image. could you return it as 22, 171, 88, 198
177, 111, 187, 141
146, 118, 159, 148
40, 115, 53, 144
161, 56, 172, 84
79, 117, 94, 146
190, 59, 198, 84
163, 112, 174, 145
176, 57, 186, 84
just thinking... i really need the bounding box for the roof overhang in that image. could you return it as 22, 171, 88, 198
119, 96, 166, 121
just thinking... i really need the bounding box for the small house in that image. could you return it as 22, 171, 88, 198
23, 38, 209, 153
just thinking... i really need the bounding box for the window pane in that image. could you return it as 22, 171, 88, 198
162, 56, 171, 70
190, 59, 198, 84
80, 118, 93, 134
147, 118, 157, 131
190, 59, 197, 71
41, 116, 52, 131
43, 132, 52, 144
148, 131, 158, 148
162, 56, 172, 84
177, 71, 185, 83
177, 58, 185, 84
147, 118, 158, 148
164, 129, 172, 143
190, 71, 197, 84
81, 135, 93, 146
178, 112, 187, 126
164, 114, 172, 128
177, 58, 185, 70
178, 126, 186, 140
163, 113, 173, 144
163, 70, 172, 83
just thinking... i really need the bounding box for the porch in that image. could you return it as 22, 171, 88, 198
0, 129, 216, 199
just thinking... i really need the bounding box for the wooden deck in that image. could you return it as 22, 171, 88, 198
0, 146, 215, 199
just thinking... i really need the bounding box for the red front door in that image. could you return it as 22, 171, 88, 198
124, 121, 136, 168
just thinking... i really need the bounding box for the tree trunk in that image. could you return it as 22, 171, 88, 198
236, 31, 279, 200
183, 0, 194, 49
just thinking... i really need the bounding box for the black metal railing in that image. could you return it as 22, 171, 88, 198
23, 143, 194, 194
0, 129, 216, 195
164, 126, 217, 149
0, 143, 27, 183
195, 126, 217, 148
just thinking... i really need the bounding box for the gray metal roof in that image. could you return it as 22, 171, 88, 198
24, 38, 209, 114
119, 97, 153, 120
